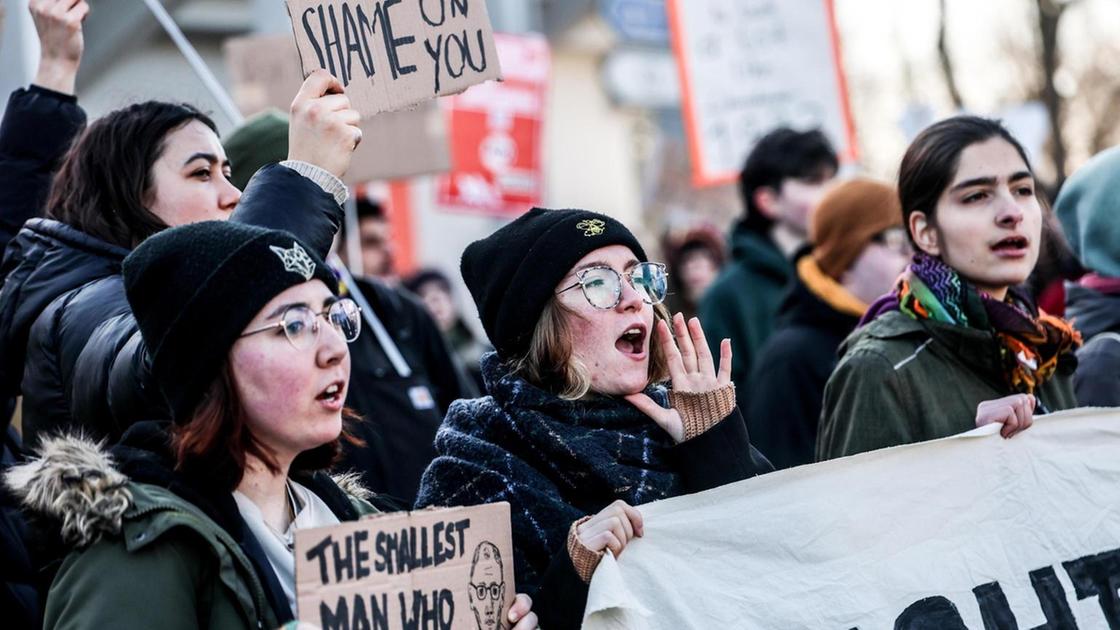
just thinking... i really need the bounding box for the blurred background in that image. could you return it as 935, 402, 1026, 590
1, 0, 1117, 331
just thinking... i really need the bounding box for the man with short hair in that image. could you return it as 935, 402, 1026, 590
699, 127, 838, 408
746, 179, 909, 469
468, 542, 506, 630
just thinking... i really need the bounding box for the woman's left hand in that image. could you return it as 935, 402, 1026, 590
626, 313, 732, 442
508, 593, 539, 629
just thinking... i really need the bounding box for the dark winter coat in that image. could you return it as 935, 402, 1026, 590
698, 222, 792, 410
4, 423, 401, 630
0, 86, 86, 258
746, 268, 860, 470
339, 276, 478, 503
0, 86, 344, 447
415, 353, 772, 629
1065, 283, 1120, 406
816, 311, 1077, 461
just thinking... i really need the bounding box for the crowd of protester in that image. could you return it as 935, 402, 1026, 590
0, 1, 1116, 629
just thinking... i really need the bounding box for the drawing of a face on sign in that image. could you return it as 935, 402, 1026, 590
468, 541, 505, 630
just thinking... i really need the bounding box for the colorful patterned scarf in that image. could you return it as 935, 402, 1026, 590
873, 253, 1081, 394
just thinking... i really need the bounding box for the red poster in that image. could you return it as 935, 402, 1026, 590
438, 33, 550, 216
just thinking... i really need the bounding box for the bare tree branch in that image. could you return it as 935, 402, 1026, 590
937, 0, 965, 110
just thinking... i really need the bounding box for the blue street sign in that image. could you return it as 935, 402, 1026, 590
599, 0, 670, 45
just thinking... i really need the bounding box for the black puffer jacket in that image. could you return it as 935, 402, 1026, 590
0, 88, 344, 447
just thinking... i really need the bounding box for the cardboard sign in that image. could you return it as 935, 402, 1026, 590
285, 0, 503, 118
437, 33, 549, 217
224, 32, 450, 183
295, 502, 515, 630
667, 0, 857, 186
584, 408, 1120, 629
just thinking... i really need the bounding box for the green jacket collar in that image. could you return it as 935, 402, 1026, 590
729, 221, 791, 281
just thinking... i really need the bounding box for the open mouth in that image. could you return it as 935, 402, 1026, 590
316, 381, 345, 405
615, 325, 648, 357
991, 235, 1029, 255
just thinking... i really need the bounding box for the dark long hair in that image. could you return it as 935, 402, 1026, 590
47, 101, 218, 249
173, 363, 360, 491
898, 116, 1036, 249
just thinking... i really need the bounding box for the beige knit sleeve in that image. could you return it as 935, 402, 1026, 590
668, 383, 737, 441
566, 515, 605, 583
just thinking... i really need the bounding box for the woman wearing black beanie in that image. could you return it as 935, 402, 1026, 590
7, 221, 539, 630
416, 207, 773, 629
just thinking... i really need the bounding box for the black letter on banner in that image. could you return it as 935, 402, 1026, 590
450, 0, 468, 18
419, 0, 445, 26
439, 589, 454, 630
974, 581, 1018, 629
355, 5, 379, 78
351, 595, 371, 630
465, 28, 487, 72
302, 8, 327, 70
333, 534, 355, 582
306, 535, 334, 585
341, 3, 372, 81
424, 35, 443, 93
369, 593, 390, 630
320, 596, 350, 630
355, 530, 371, 579
894, 596, 969, 630
319, 4, 346, 83
444, 32, 466, 79
381, 0, 417, 79
1064, 548, 1120, 627
1030, 566, 1078, 629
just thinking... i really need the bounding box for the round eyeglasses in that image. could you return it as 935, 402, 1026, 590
240, 298, 362, 349
556, 262, 668, 310
469, 581, 504, 600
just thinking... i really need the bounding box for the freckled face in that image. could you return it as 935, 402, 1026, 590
229, 281, 350, 461
554, 245, 655, 396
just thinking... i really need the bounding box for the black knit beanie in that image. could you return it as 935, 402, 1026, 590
123, 221, 338, 423
461, 207, 647, 360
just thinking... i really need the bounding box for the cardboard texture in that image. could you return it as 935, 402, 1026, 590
223, 32, 450, 183
285, 0, 502, 118
583, 408, 1120, 629
295, 502, 515, 630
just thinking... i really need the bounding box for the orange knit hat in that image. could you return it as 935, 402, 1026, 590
810, 178, 903, 280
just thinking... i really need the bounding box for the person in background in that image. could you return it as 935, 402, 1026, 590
817, 117, 1080, 462
6, 221, 539, 630
404, 268, 493, 392
747, 179, 909, 470
224, 114, 477, 503
662, 225, 725, 321
699, 128, 838, 408
354, 196, 397, 280
416, 207, 771, 629
1055, 144, 1120, 405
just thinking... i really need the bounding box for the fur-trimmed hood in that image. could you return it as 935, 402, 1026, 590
4, 433, 131, 548
4, 430, 379, 551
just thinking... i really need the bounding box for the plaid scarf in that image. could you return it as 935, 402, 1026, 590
875, 253, 1081, 394
414, 353, 680, 593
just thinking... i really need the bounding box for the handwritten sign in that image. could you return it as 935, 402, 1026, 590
295, 503, 515, 630
285, 0, 503, 117
224, 32, 450, 183
667, 0, 857, 186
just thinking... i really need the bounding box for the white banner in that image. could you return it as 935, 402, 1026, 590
584, 408, 1120, 629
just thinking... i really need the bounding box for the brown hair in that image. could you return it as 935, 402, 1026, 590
510, 298, 672, 400
47, 101, 218, 250
172, 363, 358, 490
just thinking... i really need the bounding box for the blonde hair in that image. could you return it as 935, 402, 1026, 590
510, 298, 672, 400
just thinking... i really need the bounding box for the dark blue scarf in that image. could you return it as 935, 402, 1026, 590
414, 353, 680, 592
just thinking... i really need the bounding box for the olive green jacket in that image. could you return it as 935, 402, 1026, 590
6, 435, 381, 630
816, 311, 1077, 461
